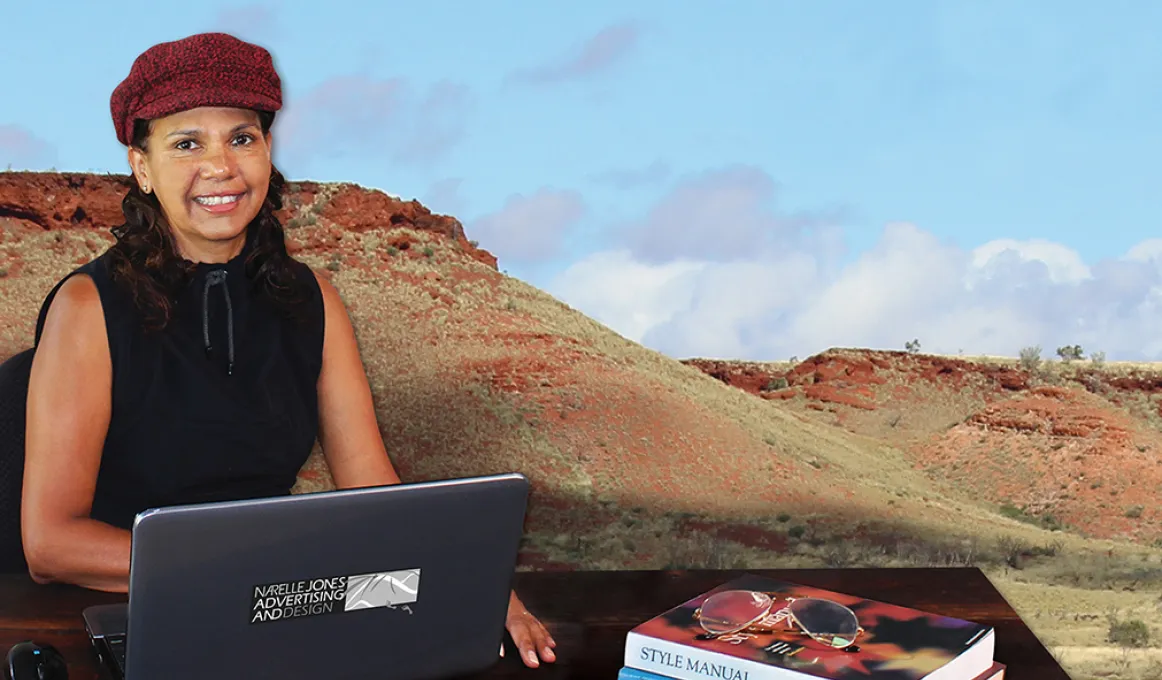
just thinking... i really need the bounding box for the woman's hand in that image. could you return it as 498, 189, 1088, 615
504, 590, 556, 668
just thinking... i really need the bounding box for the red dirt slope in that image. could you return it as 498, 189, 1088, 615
920, 385, 1162, 542
687, 349, 1162, 544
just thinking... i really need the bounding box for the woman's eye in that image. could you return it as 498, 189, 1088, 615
175, 139, 196, 151
233, 134, 254, 145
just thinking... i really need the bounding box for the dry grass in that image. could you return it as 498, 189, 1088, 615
952, 352, 1162, 378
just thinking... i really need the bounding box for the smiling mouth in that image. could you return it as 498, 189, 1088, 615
193, 193, 245, 206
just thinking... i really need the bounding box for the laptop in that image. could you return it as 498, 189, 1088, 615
82, 473, 530, 680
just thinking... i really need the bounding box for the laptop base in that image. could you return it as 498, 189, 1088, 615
83, 603, 128, 679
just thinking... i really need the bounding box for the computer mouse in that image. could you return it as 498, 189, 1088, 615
4, 641, 68, 680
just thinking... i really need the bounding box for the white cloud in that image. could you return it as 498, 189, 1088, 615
1124, 239, 1162, 263
552, 250, 705, 342
970, 238, 1092, 285
621, 165, 784, 263
423, 177, 466, 216
786, 223, 967, 354
0, 124, 56, 170
469, 188, 586, 262
545, 167, 1162, 361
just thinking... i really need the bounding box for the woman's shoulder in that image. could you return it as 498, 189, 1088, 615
33, 250, 118, 347
48, 248, 125, 306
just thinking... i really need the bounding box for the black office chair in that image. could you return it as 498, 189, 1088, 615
0, 348, 34, 574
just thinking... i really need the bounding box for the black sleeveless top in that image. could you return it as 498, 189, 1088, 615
33, 237, 325, 530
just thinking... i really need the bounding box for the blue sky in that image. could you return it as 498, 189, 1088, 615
4, 1, 1162, 360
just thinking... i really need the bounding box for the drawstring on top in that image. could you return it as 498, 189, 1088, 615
202, 269, 235, 376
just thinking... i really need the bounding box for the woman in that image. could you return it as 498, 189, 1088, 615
20, 32, 555, 669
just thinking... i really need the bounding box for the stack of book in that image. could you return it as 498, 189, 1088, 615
620, 573, 1004, 680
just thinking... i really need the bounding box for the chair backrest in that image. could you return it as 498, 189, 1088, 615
0, 348, 34, 574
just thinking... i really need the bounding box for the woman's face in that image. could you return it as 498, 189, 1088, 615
128, 106, 272, 263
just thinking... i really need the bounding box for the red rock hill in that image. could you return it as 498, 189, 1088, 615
3, 172, 1158, 576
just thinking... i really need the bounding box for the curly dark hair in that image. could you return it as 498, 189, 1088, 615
105, 109, 313, 330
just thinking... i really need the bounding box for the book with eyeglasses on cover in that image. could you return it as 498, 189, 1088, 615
623, 573, 996, 680
616, 660, 1006, 680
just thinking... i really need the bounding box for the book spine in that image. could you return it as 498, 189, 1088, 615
624, 631, 807, 680
619, 667, 677, 680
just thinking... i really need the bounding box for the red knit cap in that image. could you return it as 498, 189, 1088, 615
110, 32, 282, 146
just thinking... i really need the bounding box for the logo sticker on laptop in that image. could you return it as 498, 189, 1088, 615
249, 568, 420, 624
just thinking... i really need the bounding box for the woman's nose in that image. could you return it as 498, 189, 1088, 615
201, 144, 239, 177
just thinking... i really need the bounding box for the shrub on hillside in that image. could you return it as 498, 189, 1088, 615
1107, 617, 1150, 648
765, 377, 788, 391
1019, 345, 1042, 370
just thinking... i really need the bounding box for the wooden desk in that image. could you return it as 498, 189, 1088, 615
0, 567, 1068, 679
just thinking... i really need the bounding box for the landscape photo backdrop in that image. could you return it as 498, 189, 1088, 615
1, 172, 1160, 680
5, 3, 1162, 679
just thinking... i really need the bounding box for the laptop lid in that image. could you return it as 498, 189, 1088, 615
119, 473, 529, 680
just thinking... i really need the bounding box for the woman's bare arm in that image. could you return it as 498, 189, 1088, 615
21, 274, 131, 592
312, 270, 402, 489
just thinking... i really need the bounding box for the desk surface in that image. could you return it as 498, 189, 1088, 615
0, 567, 1068, 679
